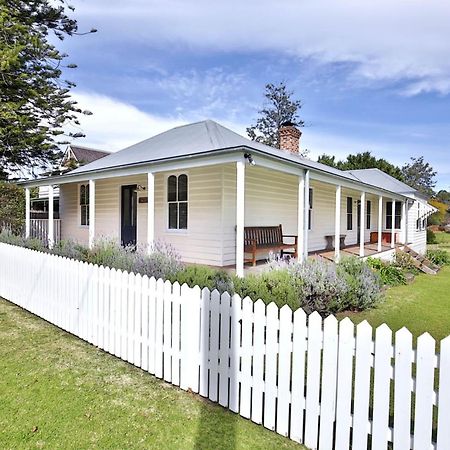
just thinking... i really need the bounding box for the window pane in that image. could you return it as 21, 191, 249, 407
81, 205, 87, 226
80, 185, 85, 205
308, 210, 312, 230
366, 201, 371, 229
309, 188, 313, 209
386, 216, 392, 229
168, 203, 178, 229
347, 214, 353, 231
179, 202, 188, 229
347, 197, 352, 214
168, 176, 177, 202
386, 201, 392, 216
178, 174, 188, 202
86, 184, 89, 205
395, 215, 401, 229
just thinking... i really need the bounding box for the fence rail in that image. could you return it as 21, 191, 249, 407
0, 242, 449, 450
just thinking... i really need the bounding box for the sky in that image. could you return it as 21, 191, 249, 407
59, 0, 450, 190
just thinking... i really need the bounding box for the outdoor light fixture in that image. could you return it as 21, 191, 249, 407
135, 184, 146, 192
244, 153, 256, 166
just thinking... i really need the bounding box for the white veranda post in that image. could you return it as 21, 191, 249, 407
88, 180, 96, 249
378, 195, 383, 252
25, 187, 31, 239
48, 185, 54, 248
359, 192, 366, 257
297, 172, 305, 262
147, 172, 155, 253
401, 201, 407, 244
391, 199, 396, 249
335, 185, 341, 261
303, 170, 310, 260
236, 160, 245, 278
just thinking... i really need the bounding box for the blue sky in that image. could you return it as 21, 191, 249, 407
61, 0, 450, 190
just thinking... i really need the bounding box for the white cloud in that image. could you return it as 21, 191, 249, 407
72, 0, 450, 95
67, 91, 187, 151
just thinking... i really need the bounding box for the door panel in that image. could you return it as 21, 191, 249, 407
121, 185, 137, 247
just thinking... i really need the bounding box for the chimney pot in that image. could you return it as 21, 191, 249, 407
279, 122, 301, 154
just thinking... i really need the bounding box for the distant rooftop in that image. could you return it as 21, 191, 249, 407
66, 145, 110, 165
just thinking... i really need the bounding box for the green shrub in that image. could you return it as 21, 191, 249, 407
394, 251, 418, 273
426, 249, 450, 266
427, 229, 437, 244
233, 270, 300, 310
337, 257, 383, 310
366, 257, 406, 286
0, 230, 46, 252
171, 265, 234, 294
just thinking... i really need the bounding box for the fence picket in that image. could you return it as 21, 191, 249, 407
393, 327, 413, 450
208, 290, 221, 402
264, 302, 279, 431
413, 333, 436, 450
319, 315, 339, 450
352, 321, 373, 450
0, 242, 446, 450
171, 282, 181, 387
229, 294, 242, 413
218, 292, 231, 407
305, 312, 323, 450
371, 324, 393, 450
335, 318, 355, 450
155, 278, 164, 379
277, 305, 293, 437
163, 280, 173, 383
251, 299, 266, 424
199, 287, 211, 397
240, 296, 253, 419
437, 336, 450, 449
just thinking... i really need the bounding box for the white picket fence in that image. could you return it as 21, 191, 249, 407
0, 242, 449, 450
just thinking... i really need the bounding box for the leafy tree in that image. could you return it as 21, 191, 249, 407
402, 156, 436, 197
0, 0, 95, 179
0, 181, 25, 233
247, 82, 305, 152
318, 151, 404, 181
436, 190, 450, 204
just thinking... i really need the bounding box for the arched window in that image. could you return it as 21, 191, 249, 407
79, 183, 90, 226
167, 174, 188, 230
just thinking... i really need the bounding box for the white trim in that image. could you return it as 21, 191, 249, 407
88, 179, 96, 249
164, 172, 189, 234
297, 173, 305, 262
391, 199, 396, 249
147, 172, 155, 252
335, 185, 341, 262
378, 195, 383, 252
48, 185, 54, 248
236, 161, 245, 277
303, 169, 310, 259
359, 192, 366, 257
25, 188, 30, 239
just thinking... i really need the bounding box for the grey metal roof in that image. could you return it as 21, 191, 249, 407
347, 169, 420, 197
68, 120, 359, 183
25, 120, 421, 200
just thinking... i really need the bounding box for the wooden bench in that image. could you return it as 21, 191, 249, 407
244, 225, 298, 266
324, 234, 346, 251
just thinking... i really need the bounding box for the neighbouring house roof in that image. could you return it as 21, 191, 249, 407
22, 120, 424, 201
62, 145, 110, 166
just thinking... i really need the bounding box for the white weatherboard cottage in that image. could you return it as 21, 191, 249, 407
22, 120, 435, 276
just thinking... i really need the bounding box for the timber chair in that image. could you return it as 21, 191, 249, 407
243, 224, 298, 266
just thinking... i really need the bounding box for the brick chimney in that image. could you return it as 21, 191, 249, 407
279, 121, 302, 154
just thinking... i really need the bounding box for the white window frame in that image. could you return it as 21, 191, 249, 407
78, 183, 89, 227
165, 173, 189, 233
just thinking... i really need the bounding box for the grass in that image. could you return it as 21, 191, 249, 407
0, 299, 304, 450
340, 231, 450, 343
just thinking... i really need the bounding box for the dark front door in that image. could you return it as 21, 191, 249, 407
121, 185, 137, 247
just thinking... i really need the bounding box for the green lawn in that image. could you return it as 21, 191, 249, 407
0, 299, 304, 450
340, 231, 450, 343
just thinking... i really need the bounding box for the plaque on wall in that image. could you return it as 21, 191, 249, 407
138, 197, 148, 204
